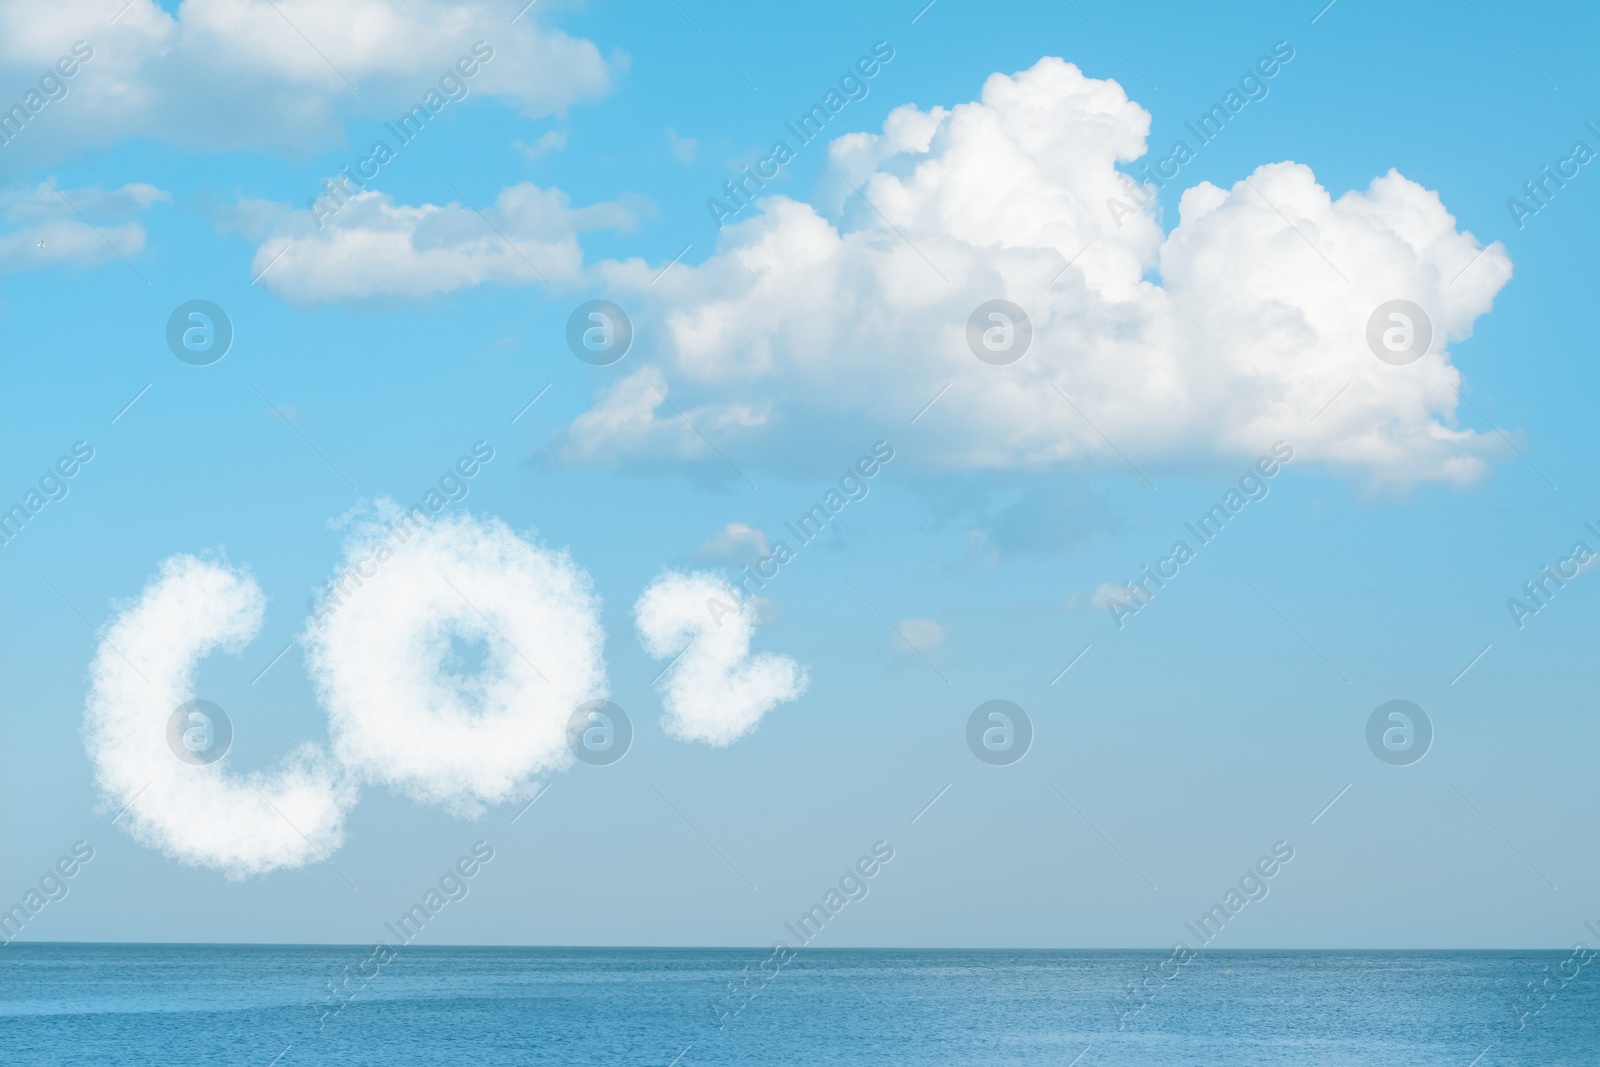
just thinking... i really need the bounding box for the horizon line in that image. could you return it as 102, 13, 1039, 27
0, 941, 1581, 953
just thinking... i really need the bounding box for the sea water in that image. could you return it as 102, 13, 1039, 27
2, 945, 1595, 1065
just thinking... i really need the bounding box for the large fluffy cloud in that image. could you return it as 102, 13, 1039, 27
83, 555, 357, 879
304, 508, 608, 816
222, 54, 1514, 486
635, 570, 808, 746
566, 57, 1512, 487
0, 0, 613, 169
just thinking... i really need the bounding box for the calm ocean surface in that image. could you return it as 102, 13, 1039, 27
2, 945, 1595, 1065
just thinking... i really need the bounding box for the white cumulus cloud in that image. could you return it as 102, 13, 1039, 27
83, 555, 357, 880
304, 507, 608, 816
634, 570, 808, 746
570, 56, 1512, 488
0, 0, 615, 169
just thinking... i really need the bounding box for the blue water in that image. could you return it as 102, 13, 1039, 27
2, 945, 1596, 1064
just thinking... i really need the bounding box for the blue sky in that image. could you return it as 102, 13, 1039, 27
2, 0, 1598, 950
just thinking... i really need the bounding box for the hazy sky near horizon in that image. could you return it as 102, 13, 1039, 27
2, 0, 1598, 950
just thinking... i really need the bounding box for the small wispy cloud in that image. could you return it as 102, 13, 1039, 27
895, 618, 945, 653
515, 129, 567, 159
695, 522, 769, 561
1087, 582, 1137, 609
667, 127, 697, 163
